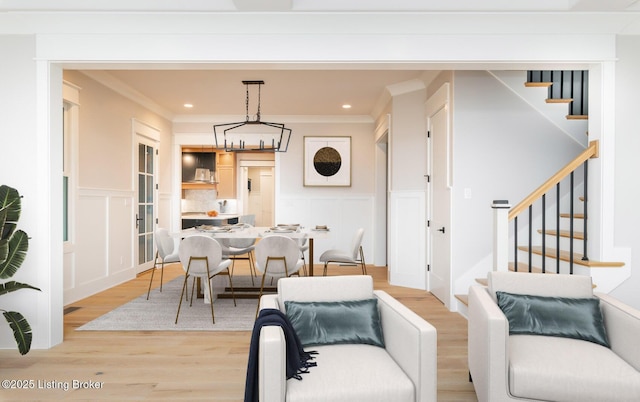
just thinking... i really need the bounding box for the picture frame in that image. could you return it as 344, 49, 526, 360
303, 136, 351, 187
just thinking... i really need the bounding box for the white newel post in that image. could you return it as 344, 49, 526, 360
492, 200, 511, 271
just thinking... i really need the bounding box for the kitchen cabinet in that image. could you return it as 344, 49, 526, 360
181, 148, 235, 196
182, 151, 215, 182
181, 149, 216, 190
216, 151, 236, 198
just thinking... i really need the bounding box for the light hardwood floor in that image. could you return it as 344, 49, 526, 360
0, 263, 478, 401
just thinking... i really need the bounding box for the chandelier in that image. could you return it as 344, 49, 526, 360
213, 80, 292, 152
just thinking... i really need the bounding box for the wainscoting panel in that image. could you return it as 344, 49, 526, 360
388, 191, 427, 290
108, 195, 133, 276
75, 193, 109, 285
64, 188, 136, 305
277, 196, 374, 265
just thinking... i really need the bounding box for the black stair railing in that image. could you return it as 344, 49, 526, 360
527, 70, 589, 118
509, 141, 598, 274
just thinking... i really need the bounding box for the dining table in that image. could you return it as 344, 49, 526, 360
178, 224, 331, 276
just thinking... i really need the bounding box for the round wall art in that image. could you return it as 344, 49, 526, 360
313, 146, 342, 177
304, 136, 351, 186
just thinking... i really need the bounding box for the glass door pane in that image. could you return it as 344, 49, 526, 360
137, 143, 155, 268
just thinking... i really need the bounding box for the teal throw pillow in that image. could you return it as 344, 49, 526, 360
496, 291, 610, 348
285, 298, 385, 348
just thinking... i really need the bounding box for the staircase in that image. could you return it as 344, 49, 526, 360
455, 70, 624, 307
525, 70, 589, 120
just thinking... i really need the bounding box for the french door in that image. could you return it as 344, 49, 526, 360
135, 136, 158, 274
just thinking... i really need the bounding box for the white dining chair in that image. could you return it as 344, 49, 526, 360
220, 235, 257, 285
297, 234, 309, 276
175, 235, 236, 324
253, 235, 304, 315
146, 228, 181, 300
319, 228, 367, 276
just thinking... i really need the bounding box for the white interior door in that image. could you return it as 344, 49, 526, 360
427, 85, 452, 307
259, 169, 274, 227
241, 163, 275, 227
135, 134, 158, 274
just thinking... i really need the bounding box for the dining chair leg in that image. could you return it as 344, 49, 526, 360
226, 268, 237, 307
300, 253, 308, 276
205, 262, 215, 324
255, 271, 269, 318
146, 251, 160, 300
248, 251, 256, 286
159, 261, 165, 292
359, 246, 367, 275
255, 257, 287, 317
230, 257, 236, 277
189, 276, 197, 307
323, 262, 328, 276
175, 272, 190, 324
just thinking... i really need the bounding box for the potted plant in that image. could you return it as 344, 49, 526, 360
0, 184, 40, 355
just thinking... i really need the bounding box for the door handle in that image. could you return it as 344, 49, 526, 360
135, 213, 143, 229
437, 227, 445, 234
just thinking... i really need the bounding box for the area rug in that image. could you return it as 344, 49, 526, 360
77, 276, 261, 331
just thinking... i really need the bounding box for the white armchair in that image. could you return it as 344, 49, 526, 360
468, 271, 640, 402
257, 275, 437, 402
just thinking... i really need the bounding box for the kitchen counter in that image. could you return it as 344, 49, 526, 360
181, 212, 239, 220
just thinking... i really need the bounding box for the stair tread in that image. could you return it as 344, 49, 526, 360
567, 115, 588, 120
475, 278, 488, 286
455, 294, 468, 306
546, 98, 573, 103
517, 246, 624, 267
560, 213, 585, 219
525, 82, 552, 87
538, 229, 584, 240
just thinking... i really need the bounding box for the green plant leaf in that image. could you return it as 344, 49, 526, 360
0, 281, 41, 296
2, 311, 33, 355
0, 238, 7, 266
0, 185, 21, 223
0, 230, 29, 279
0, 206, 7, 242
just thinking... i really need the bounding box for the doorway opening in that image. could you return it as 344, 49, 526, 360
238, 160, 276, 227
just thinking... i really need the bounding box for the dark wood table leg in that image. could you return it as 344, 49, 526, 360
309, 237, 314, 276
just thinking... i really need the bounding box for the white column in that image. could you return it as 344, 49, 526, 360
492, 200, 511, 272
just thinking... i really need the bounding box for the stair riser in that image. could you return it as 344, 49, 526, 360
541, 236, 584, 251
514, 236, 583, 252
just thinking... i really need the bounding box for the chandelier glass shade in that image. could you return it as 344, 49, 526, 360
213, 80, 292, 152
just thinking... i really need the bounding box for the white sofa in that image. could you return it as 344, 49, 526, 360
468, 271, 640, 402
258, 275, 437, 402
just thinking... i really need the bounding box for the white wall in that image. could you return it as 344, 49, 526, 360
0, 35, 50, 349
277, 121, 376, 267
450, 70, 585, 295
610, 36, 640, 306
61, 71, 173, 305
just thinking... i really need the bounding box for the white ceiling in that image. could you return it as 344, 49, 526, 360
98, 69, 433, 119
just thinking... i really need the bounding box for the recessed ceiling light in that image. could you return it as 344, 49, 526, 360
342, 104, 352, 109
183, 103, 194, 108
